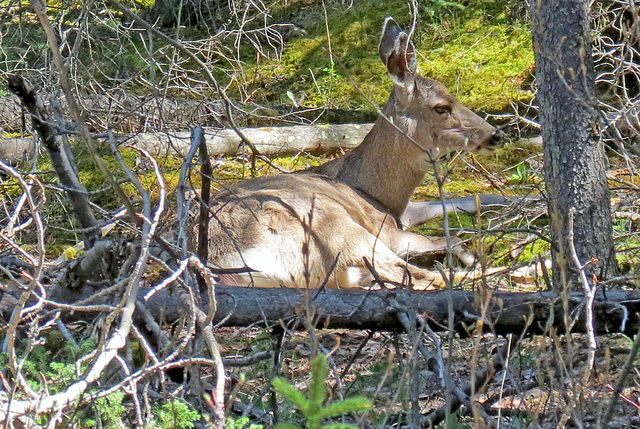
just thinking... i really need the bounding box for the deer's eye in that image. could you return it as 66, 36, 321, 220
434, 104, 452, 115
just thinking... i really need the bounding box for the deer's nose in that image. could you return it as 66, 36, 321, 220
488, 129, 505, 146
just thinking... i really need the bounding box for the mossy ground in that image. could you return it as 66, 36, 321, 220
239, 0, 534, 113
1, 1, 533, 113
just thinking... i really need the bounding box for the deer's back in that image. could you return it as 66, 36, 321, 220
206, 173, 397, 287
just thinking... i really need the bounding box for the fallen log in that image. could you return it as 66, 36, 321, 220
208, 287, 640, 336
129, 123, 373, 157
0, 124, 374, 164
40, 284, 640, 337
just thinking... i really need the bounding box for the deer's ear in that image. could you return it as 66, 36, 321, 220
379, 17, 416, 91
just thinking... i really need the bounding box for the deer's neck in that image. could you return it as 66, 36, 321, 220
332, 100, 430, 219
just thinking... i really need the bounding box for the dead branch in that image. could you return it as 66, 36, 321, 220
129, 123, 371, 158
0, 148, 166, 425
6, 74, 100, 246
197, 127, 212, 263
603, 323, 640, 426
420, 337, 512, 428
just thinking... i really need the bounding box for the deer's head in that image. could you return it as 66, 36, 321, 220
379, 18, 503, 158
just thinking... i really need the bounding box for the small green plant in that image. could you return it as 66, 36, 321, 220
322, 61, 342, 80
272, 354, 372, 429
286, 90, 300, 107
46, 362, 77, 392
226, 416, 264, 429
154, 399, 201, 429
507, 163, 532, 184
438, 414, 473, 428
612, 218, 630, 233
88, 390, 127, 429
424, 0, 465, 21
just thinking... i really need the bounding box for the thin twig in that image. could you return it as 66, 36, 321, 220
567, 208, 598, 379
177, 127, 203, 257
421, 341, 511, 427
197, 128, 212, 263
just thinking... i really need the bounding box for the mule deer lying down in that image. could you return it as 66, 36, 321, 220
205, 18, 503, 289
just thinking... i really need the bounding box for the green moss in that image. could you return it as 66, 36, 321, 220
487, 236, 551, 267
518, 239, 551, 262
490, 139, 541, 167
421, 20, 533, 111
413, 210, 550, 269
240, 0, 532, 113
412, 211, 477, 237
3, 0, 532, 115
282, 38, 323, 68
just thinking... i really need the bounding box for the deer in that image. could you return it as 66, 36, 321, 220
204, 18, 503, 289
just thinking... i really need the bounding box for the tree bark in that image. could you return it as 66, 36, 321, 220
32, 284, 638, 337
530, 1, 619, 287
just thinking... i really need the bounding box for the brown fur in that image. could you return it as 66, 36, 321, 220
204, 18, 501, 289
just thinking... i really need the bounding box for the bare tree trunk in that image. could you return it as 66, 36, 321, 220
530, 1, 619, 287
7, 75, 100, 246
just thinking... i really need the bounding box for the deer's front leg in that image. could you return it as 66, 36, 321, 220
389, 229, 476, 266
